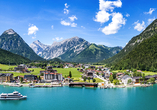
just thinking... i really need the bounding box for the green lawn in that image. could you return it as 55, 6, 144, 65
53, 68, 82, 78
0, 64, 16, 70
143, 71, 157, 76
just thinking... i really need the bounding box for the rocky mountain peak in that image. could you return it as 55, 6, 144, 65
4, 29, 16, 35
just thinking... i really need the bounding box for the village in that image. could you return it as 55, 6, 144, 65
0, 63, 157, 88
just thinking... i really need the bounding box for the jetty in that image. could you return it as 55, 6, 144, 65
69, 82, 98, 88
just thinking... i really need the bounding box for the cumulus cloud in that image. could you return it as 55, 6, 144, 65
64, 3, 69, 14
148, 18, 155, 24
51, 25, 54, 29
28, 24, 39, 35
52, 37, 63, 41
69, 15, 77, 21
94, 10, 110, 23
126, 13, 130, 17
60, 20, 71, 26
94, 0, 125, 35
102, 13, 126, 35
94, 0, 122, 23
133, 20, 145, 31
144, 8, 156, 15
71, 23, 77, 27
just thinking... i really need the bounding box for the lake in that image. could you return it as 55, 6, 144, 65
0, 85, 157, 110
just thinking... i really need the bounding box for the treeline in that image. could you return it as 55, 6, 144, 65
111, 34, 157, 72
0, 48, 30, 65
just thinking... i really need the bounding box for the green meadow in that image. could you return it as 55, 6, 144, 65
0, 64, 104, 83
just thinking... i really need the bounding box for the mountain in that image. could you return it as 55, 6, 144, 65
0, 29, 44, 61
100, 19, 157, 64
0, 48, 30, 65
30, 36, 122, 63
64, 44, 122, 63
30, 40, 49, 56
40, 36, 90, 59
113, 34, 157, 71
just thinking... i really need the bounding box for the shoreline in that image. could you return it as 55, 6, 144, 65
0, 82, 154, 89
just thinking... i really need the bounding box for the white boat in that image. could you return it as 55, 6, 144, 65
0, 91, 27, 100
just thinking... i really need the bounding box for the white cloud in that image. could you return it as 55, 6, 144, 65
148, 18, 155, 24
133, 20, 145, 31
32, 37, 36, 39
69, 15, 77, 21
52, 37, 63, 41
51, 25, 54, 29
94, 0, 125, 35
99, 0, 122, 12
65, 3, 69, 8
60, 20, 71, 26
144, 8, 156, 15
102, 13, 126, 35
81, 26, 85, 29
71, 23, 77, 27
28, 24, 39, 35
94, 10, 110, 23
126, 13, 130, 17
94, 0, 122, 24
64, 3, 69, 14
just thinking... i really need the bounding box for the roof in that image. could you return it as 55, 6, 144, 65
145, 75, 157, 79
132, 76, 142, 79
0, 73, 13, 77
122, 75, 131, 80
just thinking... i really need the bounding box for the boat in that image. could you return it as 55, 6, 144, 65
0, 91, 27, 100
10, 83, 23, 87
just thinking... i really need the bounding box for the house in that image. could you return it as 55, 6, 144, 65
14, 64, 30, 73
46, 66, 57, 73
14, 75, 24, 83
82, 71, 94, 79
44, 72, 62, 82
116, 73, 124, 79
24, 75, 38, 82
121, 75, 132, 85
104, 69, 111, 79
132, 75, 157, 84
0, 73, 13, 82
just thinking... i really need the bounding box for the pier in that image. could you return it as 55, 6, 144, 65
69, 82, 98, 88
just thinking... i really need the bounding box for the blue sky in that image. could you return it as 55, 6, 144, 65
0, 0, 157, 47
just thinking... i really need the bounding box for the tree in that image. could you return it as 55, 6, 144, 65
41, 73, 44, 76
20, 77, 23, 83
142, 73, 145, 80
83, 76, 86, 82
93, 78, 96, 83
109, 75, 113, 83
88, 77, 90, 82
113, 79, 119, 85
147, 78, 155, 84
127, 79, 132, 84
38, 76, 41, 81
69, 71, 72, 78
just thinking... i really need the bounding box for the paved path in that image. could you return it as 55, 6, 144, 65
94, 74, 108, 85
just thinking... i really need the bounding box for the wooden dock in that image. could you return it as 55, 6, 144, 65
69, 82, 98, 88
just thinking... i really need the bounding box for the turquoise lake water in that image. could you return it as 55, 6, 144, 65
0, 85, 157, 110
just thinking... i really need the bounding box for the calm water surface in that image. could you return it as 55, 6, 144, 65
0, 84, 157, 110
